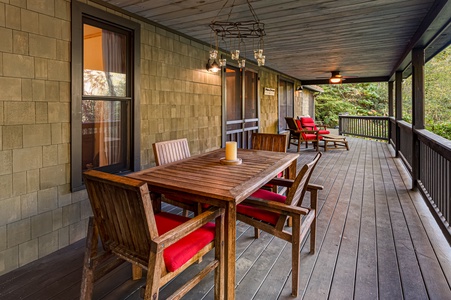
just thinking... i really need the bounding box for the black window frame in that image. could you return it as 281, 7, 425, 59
71, 2, 140, 191
278, 77, 294, 133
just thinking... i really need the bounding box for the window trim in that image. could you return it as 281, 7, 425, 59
71, 2, 141, 191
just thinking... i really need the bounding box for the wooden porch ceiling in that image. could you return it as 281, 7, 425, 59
98, 0, 451, 84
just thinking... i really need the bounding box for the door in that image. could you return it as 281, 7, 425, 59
223, 66, 259, 148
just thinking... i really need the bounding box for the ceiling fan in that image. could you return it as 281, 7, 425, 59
317, 71, 358, 84
329, 71, 344, 84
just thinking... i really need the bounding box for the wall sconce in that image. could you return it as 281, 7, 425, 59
296, 86, 303, 91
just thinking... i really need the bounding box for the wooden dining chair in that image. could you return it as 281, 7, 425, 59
236, 152, 323, 297
153, 138, 201, 216
251, 132, 288, 153
251, 132, 288, 191
80, 170, 225, 300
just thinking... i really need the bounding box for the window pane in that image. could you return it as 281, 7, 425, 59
82, 100, 126, 171
226, 67, 242, 122
245, 70, 257, 119
83, 25, 127, 97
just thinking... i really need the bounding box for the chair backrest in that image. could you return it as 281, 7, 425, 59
285, 117, 300, 131
83, 170, 156, 265
153, 138, 191, 166
285, 152, 322, 208
251, 133, 288, 153
300, 117, 317, 130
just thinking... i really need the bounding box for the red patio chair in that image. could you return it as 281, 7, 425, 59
299, 116, 330, 135
285, 117, 322, 151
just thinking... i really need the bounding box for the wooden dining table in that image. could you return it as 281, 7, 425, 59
128, 148, 299, 299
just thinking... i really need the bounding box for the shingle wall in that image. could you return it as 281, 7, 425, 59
0, 0, 311, 275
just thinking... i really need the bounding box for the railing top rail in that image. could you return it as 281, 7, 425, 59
338, 115, 390, 120
397, 120, 412, 129
416, 129, 451, 161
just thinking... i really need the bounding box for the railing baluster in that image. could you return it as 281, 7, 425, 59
339, 115, 450, 239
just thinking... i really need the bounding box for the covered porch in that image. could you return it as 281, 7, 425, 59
1, 137, 449, 299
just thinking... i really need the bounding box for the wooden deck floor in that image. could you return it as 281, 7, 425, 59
1, 138, 450, 300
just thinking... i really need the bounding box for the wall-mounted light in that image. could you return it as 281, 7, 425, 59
296, 85, 303, 91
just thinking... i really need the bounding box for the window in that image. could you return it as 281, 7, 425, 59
71, 2, 140, 190
278, 79, 294, 132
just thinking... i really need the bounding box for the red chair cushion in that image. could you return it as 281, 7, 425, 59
318, 129, 330, 135
237, 189, 287, 225
300, 117, 315, 125
155, 212, 215, 272
301, 133, 323, 141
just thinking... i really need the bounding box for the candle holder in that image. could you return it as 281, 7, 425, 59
220, 157, 242, 165
221, 141, 241, 165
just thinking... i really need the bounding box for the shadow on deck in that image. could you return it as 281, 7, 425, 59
1, 137, 450, 299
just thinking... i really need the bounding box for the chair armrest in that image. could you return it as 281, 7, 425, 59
266, 177, 294, 187
153, 207, 224, 251
307, 183, 323, 191
242, 196, 310, 216
317, 124, 327, 130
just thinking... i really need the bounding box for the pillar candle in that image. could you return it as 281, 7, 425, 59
225, 141, 237, 161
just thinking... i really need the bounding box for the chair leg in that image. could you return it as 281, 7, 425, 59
143, 254, 163, 300
254, 227, 260, 238
291, 215, 301, 297
80, 218, 97, 300
132, 264, 143, 280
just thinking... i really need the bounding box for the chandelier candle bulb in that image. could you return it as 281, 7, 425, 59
225, 141, 237, 161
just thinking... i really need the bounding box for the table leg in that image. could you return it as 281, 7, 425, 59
223, 201, 236, 300
286, 160, 297, 180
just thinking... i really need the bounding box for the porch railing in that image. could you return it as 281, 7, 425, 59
340, 115, 451, 240
339, 115, 389, 141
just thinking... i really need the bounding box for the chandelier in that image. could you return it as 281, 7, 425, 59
207, 0, 266, 72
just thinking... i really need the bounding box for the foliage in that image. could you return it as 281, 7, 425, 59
315, 83, 388, 127
315, 45, 451, 139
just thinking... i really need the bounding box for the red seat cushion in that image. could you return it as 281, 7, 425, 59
155, 212, 215, 272
302, 133, 323, 141
237, 189, 287, 225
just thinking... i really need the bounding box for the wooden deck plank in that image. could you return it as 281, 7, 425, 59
328, 138, 365, 299
381, 143, 451, 299
302, 137, 363, 299
0, 137, 450, 300
373, 142, 403, 299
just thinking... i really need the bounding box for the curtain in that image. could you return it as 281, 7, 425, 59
97, 30, 126, 166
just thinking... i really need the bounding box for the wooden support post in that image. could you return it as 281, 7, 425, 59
395, 71, 403, 157
411, 47, 425, 190
388, 80, 394, 145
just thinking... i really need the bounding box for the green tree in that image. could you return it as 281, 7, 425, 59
315, 45, 451, 138
315, 83, 388, 127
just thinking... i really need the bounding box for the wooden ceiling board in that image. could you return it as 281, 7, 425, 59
99, 0, 450, 83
